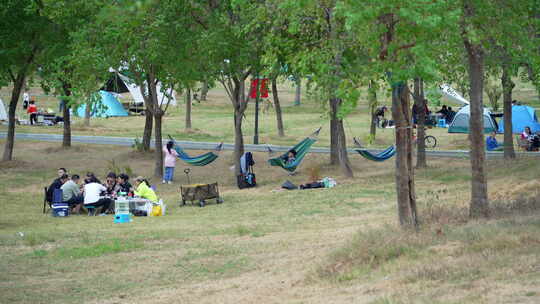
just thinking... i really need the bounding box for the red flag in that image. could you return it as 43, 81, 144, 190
250, 78, 269, 99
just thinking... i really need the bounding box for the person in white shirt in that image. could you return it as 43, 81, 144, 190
83, 177, 112, 215
23, 92, 30, 110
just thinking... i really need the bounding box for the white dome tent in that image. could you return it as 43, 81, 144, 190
448, 105, 497, 134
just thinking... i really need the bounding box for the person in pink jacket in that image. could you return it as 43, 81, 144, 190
163, 141, 178, 184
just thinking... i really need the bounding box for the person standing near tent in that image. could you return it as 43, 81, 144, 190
27, 100, 37, 125
162, 141, 178, 184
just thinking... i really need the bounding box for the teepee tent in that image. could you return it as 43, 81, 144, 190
74, 91, 129, 118
0, 98, 7, 121
439, 84, 469, 105
448, 105, 497, 134
104, 70, 177, 106
498, 105, 540, 134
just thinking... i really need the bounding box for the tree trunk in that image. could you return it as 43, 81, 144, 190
501, 64, 515, 159
137, 80, 152, 152
414, 78, 427, 168
84, 100, 91, 127
233, 111, 245, 176
154, 113, 163, 178
392, 83, 417, 228
368, 80, 378, 141
464, 42, 489, 218
272, 78, 285, 137
142, 110, 153, 151
61, 84, 72, 148
2, 74, 26, 161
148, 73, 164, 178
329, 97, 353, 177
230, 76, 248, 176
294, 77, 301, 106
330, 114, 339, 165
201, 80, 209, 101
337, 116, 353, 178
185, 87, 192, 130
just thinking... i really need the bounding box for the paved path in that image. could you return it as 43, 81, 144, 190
1, 132, 538, 158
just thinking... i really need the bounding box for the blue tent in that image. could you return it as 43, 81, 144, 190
75, 91, 128, 118
498, 105, 540, 134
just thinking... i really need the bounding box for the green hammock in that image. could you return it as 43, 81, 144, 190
168, 135, 221, 166
268, 128, 320, 172
355, 146, 396, 162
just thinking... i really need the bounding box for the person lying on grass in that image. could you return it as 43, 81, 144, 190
486, 132, 503, 151
133, 176, 158, 202
83, 176, 112, 216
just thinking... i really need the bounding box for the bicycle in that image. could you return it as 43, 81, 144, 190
413, 130, 437, 149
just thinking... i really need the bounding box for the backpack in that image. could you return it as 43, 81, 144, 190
237, 152, 256, 189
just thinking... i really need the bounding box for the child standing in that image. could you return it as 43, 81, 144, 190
162, 141, 178, 184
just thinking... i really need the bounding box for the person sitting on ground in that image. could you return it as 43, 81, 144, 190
117, 173, 132, 194
133, 176, 158, 202
27, 100, 38, 125
521, 126, 540, 151
46, 168, 67, 203
486, 132, 503, 151
61, 174, 83, 213
284, 149, 297, 165
104, 172, 120, 196
83, 176, 112, 215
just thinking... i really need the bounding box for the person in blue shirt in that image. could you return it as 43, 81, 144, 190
486, 132, 503, 151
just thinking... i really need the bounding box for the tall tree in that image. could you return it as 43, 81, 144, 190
344, 0, 453, 227
187, 1, 269, 176
271, 0, 360, 177
0, 0, 57, 161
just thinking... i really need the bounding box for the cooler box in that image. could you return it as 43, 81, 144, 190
52, 203, 69, 217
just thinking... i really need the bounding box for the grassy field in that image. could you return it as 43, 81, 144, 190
0, 140, 539, 303
1, 79, 539, 150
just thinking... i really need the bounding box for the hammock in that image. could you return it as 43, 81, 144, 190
168, 135, 222, 166
355, 146, 396, 162
268, 128, 321, 172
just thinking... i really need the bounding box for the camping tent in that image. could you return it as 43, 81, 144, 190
104, 70, 177, 106
74, 91, 129, 118
0, 98, 7, 121
439, 84, 469, 105
498, 105, 540, 134
448, 105, 497, 133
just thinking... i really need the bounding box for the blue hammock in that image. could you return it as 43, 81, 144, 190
355, 146, 396, 162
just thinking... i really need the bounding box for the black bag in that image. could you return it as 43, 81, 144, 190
237, 152, 256, 189
281, 180, 297, 190
300, 182, 324, 190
